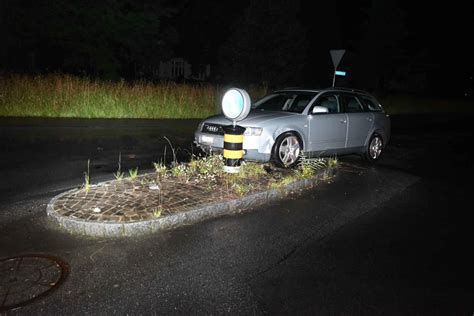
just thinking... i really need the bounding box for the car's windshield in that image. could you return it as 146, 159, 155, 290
252, 92, 317, 113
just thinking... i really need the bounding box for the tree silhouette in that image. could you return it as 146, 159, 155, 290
353, 0, 408, 92
217, 0, 307, 86
0, 0, 178, 79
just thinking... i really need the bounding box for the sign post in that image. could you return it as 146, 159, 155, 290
329, 49, 346, 87
221, 88, 251, 173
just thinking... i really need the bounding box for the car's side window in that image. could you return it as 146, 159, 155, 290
312, 94, 340, 113
288, 94, 314, 113
343, 95, 365, 113
361, 96, 382, 112
256, 95, 292, 111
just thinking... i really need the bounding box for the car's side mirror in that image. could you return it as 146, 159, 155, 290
312, 106, 329, 114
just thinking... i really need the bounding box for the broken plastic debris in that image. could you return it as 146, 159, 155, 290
93, 207, 101, 213
149, 185, 160, 190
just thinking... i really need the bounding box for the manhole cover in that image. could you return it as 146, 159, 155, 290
0, 254, 69, 312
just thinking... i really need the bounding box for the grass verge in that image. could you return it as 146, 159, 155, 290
2, 74, 471, 119
0, 74, 269, 119
0, 74, 219, 119
379, 94, 473, 114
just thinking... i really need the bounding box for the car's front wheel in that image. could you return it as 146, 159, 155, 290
273, 132, 302, 168
364, 133, 383, 162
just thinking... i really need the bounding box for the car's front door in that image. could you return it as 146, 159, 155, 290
342, 94, 374, 148
308, 93, 348, 153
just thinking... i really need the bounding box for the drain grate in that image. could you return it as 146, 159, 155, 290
0, 254, 69, 312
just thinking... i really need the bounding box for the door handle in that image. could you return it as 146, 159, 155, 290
367, 117, 373, 122
340, 119, 347, 124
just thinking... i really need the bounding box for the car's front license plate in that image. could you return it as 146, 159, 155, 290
201, 135, 214, 144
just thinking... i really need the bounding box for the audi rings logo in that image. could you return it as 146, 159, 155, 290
205, 125, 219, 133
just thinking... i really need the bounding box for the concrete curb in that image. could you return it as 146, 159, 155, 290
47, 168, 336, 238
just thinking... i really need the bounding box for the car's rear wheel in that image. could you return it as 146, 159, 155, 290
364, 133, 383, 162
273, 132, 302, 168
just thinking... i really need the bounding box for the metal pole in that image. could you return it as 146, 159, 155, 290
332, 70, 336, 87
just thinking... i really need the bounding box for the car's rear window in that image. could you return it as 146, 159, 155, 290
253, 92, 316, 113
361, 96, 382, 112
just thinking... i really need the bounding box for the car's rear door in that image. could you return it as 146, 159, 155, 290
342, 93, 374, 148
308, 93, 347, 152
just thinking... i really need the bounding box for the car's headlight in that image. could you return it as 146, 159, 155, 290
197, 120, 205, 132
243, 127, 263, 136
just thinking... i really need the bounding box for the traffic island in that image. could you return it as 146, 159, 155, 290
47, 156, 337, 237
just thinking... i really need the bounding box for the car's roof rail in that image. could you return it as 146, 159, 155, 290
281, 86, 306, 90
324, 87, 370, 94
276, 87, 372, 95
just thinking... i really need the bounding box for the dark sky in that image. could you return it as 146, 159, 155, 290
172, 0, 473, 94
1, 0, 473, 95
174, 1, 473, 62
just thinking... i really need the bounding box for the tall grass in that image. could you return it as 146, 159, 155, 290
1, 74, 471, 118
0, 74, 221, 119
379, 94, 473, 115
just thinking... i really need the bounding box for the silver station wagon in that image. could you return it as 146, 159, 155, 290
194, 88, 391, 167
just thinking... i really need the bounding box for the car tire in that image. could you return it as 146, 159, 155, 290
272, 132, 302, 168
363, 133, 384, 162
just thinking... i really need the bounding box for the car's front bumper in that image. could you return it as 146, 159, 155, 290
194, 131, 272, 162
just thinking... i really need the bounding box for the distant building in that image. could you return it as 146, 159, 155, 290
157, 57, 211, 81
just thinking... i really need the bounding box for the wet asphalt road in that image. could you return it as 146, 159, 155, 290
0, 114, 473, 314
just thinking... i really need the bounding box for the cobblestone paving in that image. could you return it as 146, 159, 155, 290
51, 174, 234, 223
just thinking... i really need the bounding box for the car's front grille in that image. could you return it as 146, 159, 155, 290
202, 123, 224, 135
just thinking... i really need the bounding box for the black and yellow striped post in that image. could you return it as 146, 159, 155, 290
223, 125, 246, 173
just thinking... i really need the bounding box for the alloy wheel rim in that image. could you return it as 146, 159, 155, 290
369, 136, 382, 159
279, 136, 300, 165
